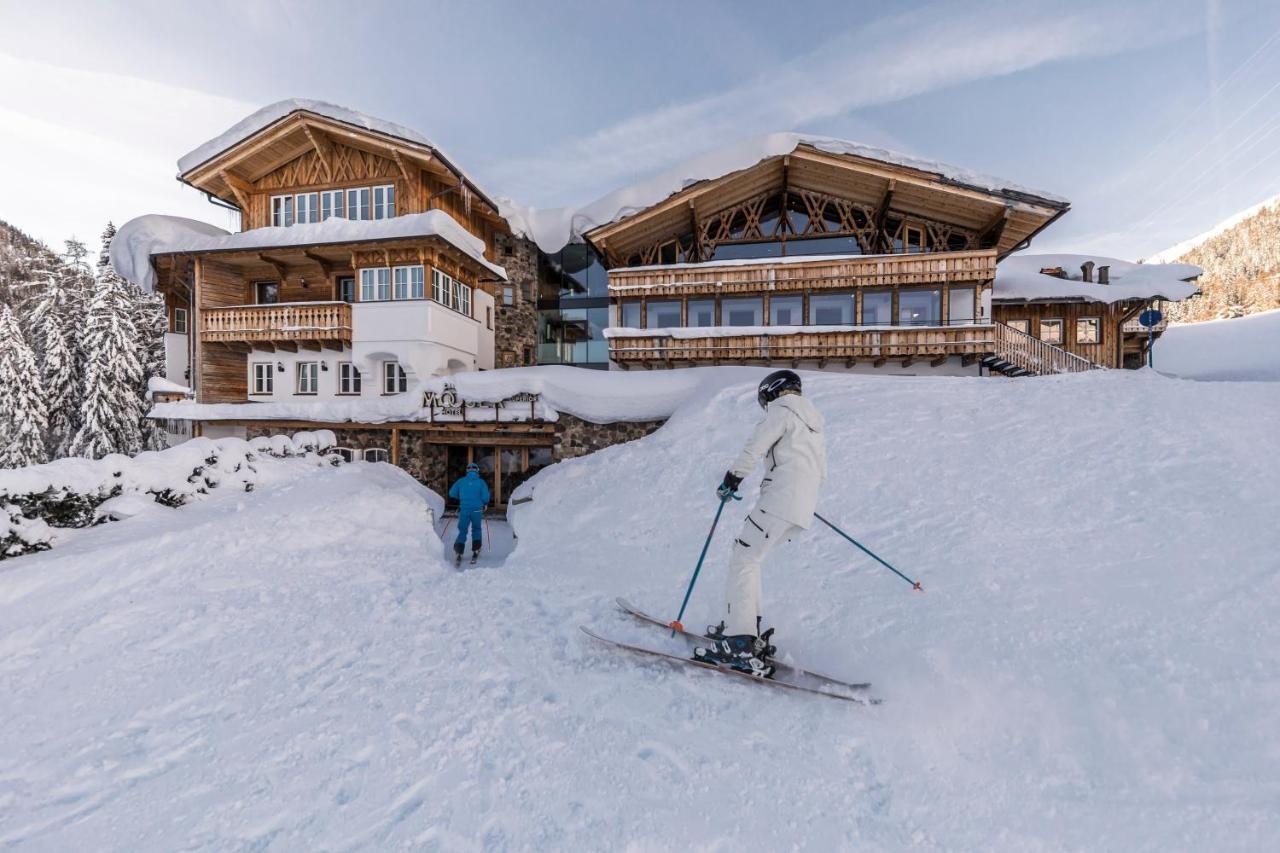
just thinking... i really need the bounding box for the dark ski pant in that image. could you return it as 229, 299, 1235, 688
454, 508, 483, 554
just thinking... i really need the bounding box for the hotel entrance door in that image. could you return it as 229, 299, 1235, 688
445, 445, 554, 509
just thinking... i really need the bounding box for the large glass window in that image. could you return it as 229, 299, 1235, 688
295, 192, 319, 225
809, 293, 854, 325
360, 268, 391, 301
769, 296, 803, 326
722, 297, 763, 327
321, 190, 345, 220
620, 301, 641, 328
647, 300, 681, 328
899, 289, 941, 326
949, 287, 976, 325
688, 299, 716, 327
862, 290, 893, 325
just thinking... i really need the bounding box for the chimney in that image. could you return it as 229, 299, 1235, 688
1080, 261, 1094, 282
1098, 265, 1110, 285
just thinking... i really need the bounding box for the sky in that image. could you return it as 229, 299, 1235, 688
3, 0, 1280, 261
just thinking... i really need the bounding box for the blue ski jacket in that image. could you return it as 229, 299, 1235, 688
449, 470, 491, 511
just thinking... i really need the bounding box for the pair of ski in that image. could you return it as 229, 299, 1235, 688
454, 553, 478, 569
584, 598, 878, 705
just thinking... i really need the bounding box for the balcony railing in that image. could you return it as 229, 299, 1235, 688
607, 324, 994, 365
200, 301, 352, 347
608, 249, 997, 298
993, 321, 1100, 375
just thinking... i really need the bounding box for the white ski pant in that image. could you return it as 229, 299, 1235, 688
724, 507, 800, 636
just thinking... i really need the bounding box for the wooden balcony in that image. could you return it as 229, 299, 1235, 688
608, 325, 994, 368
608, 249, 997, 298
200, 301, 352, 351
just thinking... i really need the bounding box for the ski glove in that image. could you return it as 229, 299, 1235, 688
717, 471, 743, 499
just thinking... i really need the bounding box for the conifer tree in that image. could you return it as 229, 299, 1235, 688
41, 319, 78, 457
133, 289, 169, 450
0, 304, 49, 468
69, 275, 143, 459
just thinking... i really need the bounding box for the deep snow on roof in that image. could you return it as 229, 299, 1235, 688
111, 211, 507, 292
500, 132, 1069, 254
994, 254, 1201, 304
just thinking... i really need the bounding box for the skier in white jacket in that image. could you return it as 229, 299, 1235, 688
695, 369, 827, 677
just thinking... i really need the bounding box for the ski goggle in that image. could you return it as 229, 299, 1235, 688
466, 463, 479, 472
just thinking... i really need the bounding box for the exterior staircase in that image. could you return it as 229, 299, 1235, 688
983, 322, 1103, 377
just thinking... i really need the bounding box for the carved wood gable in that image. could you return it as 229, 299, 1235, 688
349, 246, 479, 286
256, 143, 401, 191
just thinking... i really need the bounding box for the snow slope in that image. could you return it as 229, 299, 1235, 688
1147, 194, 1280, 264
3, 371, 1280, 849
1156, 309, 1280, 381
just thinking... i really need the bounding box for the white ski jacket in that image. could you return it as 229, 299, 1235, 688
729, 393, 827, 529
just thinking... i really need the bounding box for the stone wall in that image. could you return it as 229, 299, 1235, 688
554, 414, 667, 460
492, 233, 539, 368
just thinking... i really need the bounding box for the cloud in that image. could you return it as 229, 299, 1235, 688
488, 1, 1199, 207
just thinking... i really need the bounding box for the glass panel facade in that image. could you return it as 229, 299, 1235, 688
620, 301, 641, 328
770, 296, 803, 326
862, 290, 892, 325
538, 306, 608, 365
688, 299, 716, 327
809, 293, 853, 325
722, 297, 763, 326
949, 287, 976, 324
647, 300, 681, 328
899, 289, 941, 326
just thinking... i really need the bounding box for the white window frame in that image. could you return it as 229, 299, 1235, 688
360, 267, 392, 302
391, 265, 425, 300
459, 282, 472, 317
337, 362, 361, 395
252, 362, 274, 395
409, 265, 424, 299
382, 361, 407, 395
432, 268, 446, 303
363, 448, 389, 463
271, 195, 294, 227
347, 187, 370, 220
1040, 318, 1064, 345
372, 184, 396, 220
295, 361, 318, 394
295, 192, 319, 225
173, 307, 188, 334
1076, 317, 1101, 344
320, 189, 345, 220
1007, 319, 1030, 335
503, 285, 514, 306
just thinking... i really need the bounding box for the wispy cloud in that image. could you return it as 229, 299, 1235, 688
488, 1, 1199, 207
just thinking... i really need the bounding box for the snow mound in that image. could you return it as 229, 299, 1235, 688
111, 211, 506, 293
1157, 309, 1280, 381
500, 132, 1068, 253
2, 371, 1279, 847
996, 253, 1201, 304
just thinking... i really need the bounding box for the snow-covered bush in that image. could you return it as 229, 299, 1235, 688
0, 431, 346, 559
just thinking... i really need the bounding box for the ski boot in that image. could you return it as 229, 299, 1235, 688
453, 542, 464, 568
693, 625, 777, 679
704, 619, 778, 659
470, 543, 481, 565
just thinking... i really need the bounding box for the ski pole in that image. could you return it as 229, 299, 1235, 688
813, 512, 923, 592
669, 491, 741, 634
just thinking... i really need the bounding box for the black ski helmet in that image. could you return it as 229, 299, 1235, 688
757, 369, 802, 409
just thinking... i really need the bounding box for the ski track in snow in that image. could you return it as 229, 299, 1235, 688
2, 371, 1279, 850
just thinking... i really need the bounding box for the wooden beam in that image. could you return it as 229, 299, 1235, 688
299, 341, 321, 352
390, 427, 400, 466
219, 170, 253, 212
901, 356, 915, 368
961, 354, 978, 367
979, 206, 1012, 248
303, 250, 334, 278
301, 124, 334, 182
390, 148, 414, 184
874, 179, 896, 253
258, 253, 289, 282
844, 357, 856, 368
929, 355, 948, 367
873, 357, 888, 368
274, 341, 298, 353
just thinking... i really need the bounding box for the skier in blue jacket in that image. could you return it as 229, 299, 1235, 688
448, 462, 490, 566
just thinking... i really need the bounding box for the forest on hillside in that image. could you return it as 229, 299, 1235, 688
1158, 202, 1280, 322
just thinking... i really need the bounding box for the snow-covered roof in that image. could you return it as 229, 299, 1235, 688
149, 365, 772, 426
111, 211, 507, 292
146, 376, 191, 399
500, 132, 1069, 254
177, 98, 499, 212
994, 254, 1201, 304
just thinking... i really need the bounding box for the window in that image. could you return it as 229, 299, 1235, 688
503, 286, 514, 306
296, 362, 318, 394
252, 363, 274, 395
270, 195, 294, 227
1040, 318, 1064, 344
486, 306, 493, 329
333, 447, 355, 463
432, 269, 447, 304
810, 293, 854, 325
1077, 317, 1101, 344
451, 280, 462, 313
347, 187, 371, 220
899, 289, 942, 326
255, 282, 279, 305
337, 362, 361, 395
647, 300, 681, 328
372, 184, 396, 219
393, 266, 412, 300
320, 190, 345, 220
383, 361, 407, 394
295, 192, 319, 225
769, 296, 803, 326
336, 276, 355, 303
360, 268, 391, 301
688, 299, 715, 327
173, 307, 188, 334
948, 287, 976, 325
722, 297, 763, 327
1007, 319, 1030, 335
458, 282, 472, 316
904, 224, 926, 254
620, 301, 641, 327
363, 448, 389, 463
862, 290, 893, 325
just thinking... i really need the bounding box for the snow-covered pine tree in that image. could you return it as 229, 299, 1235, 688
69, 273, 143, 459
0, 304, 49, 468
41, 319, 78, 457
